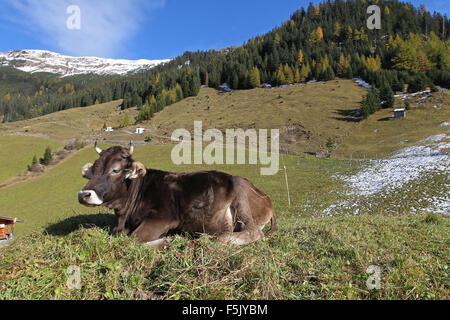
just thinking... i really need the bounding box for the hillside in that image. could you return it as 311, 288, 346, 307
0, 143, 448, 299
124, 79, 367, 155
0, 100, 135, 142
335, 89, 450, 158
0, 82, 448, 300
0, 136, 62, 184
1, 0, 449, 124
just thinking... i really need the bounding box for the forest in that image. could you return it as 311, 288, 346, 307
0, 0, 449, 122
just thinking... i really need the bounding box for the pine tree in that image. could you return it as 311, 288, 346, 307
333, 22, 341, 40
276, 65, 286, 85
380, 86, 395, 108
283, 64, 294, 83
248, 67, 261, 88
42, 147, 52, 166
121, 114, 130, 128
297, 49, 304, 67
299, 63, 310, 82
294, 68, 301, 83
32, 155, 38, 166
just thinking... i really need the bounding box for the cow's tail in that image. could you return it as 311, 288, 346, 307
265, 210, 277, 237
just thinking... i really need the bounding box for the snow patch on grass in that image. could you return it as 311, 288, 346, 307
323, 133, 450, 216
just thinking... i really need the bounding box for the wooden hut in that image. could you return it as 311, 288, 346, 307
394, 108, 406, 118
0, 216, 25, 242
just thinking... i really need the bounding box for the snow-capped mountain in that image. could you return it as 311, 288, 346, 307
0, 50, 170, 77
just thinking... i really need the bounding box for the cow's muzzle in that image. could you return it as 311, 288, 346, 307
78, 190, 103, 206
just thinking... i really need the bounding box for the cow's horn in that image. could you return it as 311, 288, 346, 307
129, 140, 134, 155
94, 141, 102, 154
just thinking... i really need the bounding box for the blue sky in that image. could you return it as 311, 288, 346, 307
0, 0, 447, 60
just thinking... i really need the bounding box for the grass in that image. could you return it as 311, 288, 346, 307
118, 79, 367, 155
0, 136, 62, 184
0, 213, 448, 300
0, 100, 134, 142
0, 143, 448, 300
0, 81, 448, 300
0, 144, 349, 237
334, 91, 450, 159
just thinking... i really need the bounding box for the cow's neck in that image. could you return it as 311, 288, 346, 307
118, 177, 145, 216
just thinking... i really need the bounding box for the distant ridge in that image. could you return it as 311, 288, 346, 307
0, 49, 170, 77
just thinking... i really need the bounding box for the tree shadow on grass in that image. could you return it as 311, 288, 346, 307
45, 213, 116, 236
333, 109, 363, 122
377, 116, 394, 121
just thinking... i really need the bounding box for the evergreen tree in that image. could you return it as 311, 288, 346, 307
248, 67, 261, 88
32, 155, 38, 166
380, 86, 395, 108
41, 147, 53, 166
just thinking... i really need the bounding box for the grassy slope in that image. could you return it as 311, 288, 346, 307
0, 81, 448, 300
0, 212, 447, 299
0, 144, 348, 237
131, 80, 367, 155
0, 100, 134, 142
0, 136, 62, 184
0, 144, 448, 299
335, 91, 450, 158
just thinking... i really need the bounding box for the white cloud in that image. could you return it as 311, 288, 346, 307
3, 0, 165, 58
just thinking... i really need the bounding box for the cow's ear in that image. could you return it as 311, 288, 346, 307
81, 163, 93, 179
125, 161, 146, 179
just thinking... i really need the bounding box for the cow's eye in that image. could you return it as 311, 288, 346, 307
111, 169, 121, 175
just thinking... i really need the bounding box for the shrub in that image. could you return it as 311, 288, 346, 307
326, 137, 335, 152
65, 139, 86, 151
404, 100, 411, 110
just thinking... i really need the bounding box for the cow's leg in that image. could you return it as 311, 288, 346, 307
111, 209, 130, 235
131, 218, 178, 249
227, 187, 267, 245
229, 228, 265, 246
214, 207, 234, 243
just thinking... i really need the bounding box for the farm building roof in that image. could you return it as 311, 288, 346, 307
0, 216, 25, 223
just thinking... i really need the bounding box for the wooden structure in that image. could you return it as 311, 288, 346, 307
394, 108, 406, 118
0, 216, 25, 242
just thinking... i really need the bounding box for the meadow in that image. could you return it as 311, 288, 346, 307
0, 136, 62, 184
0, 82, 448, 300
0, 100, 131, 141
335, 91, 450, 158
99, 80, 368, 155
0, 144, 448, 300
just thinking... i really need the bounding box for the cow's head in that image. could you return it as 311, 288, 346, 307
78, 141, 146, 207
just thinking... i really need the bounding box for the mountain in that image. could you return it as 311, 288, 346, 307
1, 0, 449, 123
0, 49, 170, 77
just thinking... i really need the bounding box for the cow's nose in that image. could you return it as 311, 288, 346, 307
78, 191, 91, 203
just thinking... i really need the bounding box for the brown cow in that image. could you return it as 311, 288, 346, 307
78, 142, 276, 248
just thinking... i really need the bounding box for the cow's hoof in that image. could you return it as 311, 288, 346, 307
144, 238, 171, 249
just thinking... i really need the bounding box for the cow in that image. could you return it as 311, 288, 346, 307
78, 142, 276, 248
